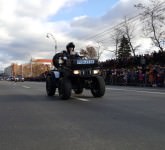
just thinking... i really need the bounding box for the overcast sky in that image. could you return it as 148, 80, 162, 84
0, 0, 164, 70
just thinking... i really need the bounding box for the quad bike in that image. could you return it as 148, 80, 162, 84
46, 51, 105, 100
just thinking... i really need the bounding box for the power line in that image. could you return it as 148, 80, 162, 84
75, 2, 165, 51
84, 15, 140, 41
82, 1, 165, 41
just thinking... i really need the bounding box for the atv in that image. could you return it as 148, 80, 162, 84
46, 51, 105, 100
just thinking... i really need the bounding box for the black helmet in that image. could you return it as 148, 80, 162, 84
66, 42, 75, 50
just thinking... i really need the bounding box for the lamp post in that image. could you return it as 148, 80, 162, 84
46, 33, 57, 54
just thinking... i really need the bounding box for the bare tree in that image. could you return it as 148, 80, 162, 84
80, 46, 97, 59
80, 49, 86, 55
86, 46, 97, 59
80, 49, 88, 57
135, 0, 165, 52
122, 16, 140, 57
95, 42, 105, 60
111, 28, 124, 59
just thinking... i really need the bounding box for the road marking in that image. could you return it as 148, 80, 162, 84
106, 88, 165, 95
72, 97, 89, 102
22, 85, 31, 89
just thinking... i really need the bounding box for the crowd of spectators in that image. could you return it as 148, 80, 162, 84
100, 51, 165, 87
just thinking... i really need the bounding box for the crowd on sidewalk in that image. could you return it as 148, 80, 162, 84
100, 51, 165, 87
102, 65, 165, 87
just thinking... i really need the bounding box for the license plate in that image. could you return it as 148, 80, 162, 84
77, 60, 95, 64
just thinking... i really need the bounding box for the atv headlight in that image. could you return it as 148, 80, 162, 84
73, 70, 80, 75
93, 69, 100, 74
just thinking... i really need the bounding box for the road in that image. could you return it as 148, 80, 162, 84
0, 81, 165, 150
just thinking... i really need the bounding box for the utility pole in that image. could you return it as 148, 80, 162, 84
22, 64, 23, 77
30, 58, 33, 77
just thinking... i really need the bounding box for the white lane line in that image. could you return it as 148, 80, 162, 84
106, 88, 165, 95
11, 83, 16, 88
72, 97, 89, 102
22, 85, 31, 89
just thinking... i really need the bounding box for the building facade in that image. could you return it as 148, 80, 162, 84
4, 59, 53, 78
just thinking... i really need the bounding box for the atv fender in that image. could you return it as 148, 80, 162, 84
53, 71, 60, 79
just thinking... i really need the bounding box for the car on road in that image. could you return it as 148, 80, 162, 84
14, 75, 24, 82
6, 76, 14, 81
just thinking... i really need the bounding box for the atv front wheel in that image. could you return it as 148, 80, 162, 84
58, 78, 72, 100
46, 75, 56, 96
91, 76, 105, 97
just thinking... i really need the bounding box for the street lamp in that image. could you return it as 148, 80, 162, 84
46, 33, 57, 54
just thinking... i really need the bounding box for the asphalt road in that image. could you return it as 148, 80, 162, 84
0, 81, 165, 150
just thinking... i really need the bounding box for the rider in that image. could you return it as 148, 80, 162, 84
61, 42, 80, 59
53, 42, 78, 67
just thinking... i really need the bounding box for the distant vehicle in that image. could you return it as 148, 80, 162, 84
14, 75, 24, 82
6, 76, 14, 81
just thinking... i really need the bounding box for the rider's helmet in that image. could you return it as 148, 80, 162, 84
66, 42, 75, 54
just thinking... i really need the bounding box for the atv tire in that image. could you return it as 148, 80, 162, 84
91, 76, 105, 97
58, 78, 71, 100
46, 75, 56, 96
